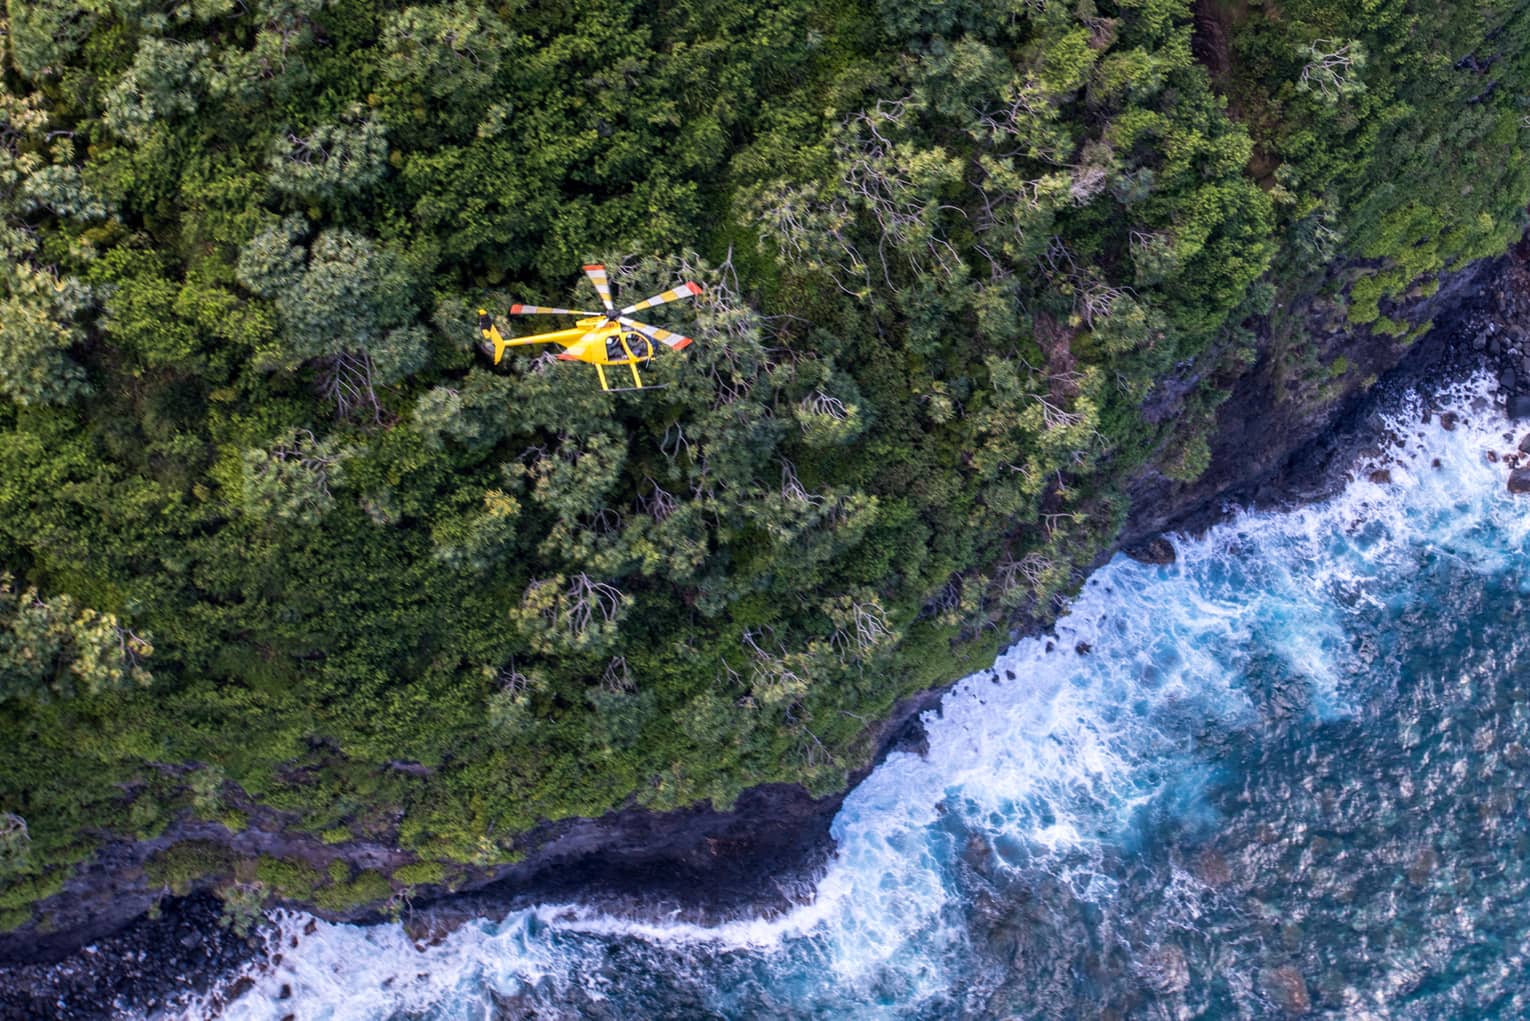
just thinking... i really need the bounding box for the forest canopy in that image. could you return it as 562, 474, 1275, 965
0, 0, 1527, 921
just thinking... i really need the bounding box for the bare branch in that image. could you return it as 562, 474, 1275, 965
660, 422, 692, 461
523, 574, 625, 639
793, 723, 834, 768
584, 507, 623, 536
1041, 511, 1084, 535
497, 659, 531, 695
1297, 39, 1366, 102
635, 477, 679, 522
994, 552, 1054, 593
1075, 281, 1128, 328
601, 655, 635, 693
268, 429, 342, 495
780, 459, 825, 506
564, 573, 623, 636
316, 349, 382, 423
850, 600, 891, 653
799, 389, 848, 421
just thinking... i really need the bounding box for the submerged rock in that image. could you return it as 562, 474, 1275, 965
1138, 943, 1190, 994
1195, 847, 1234, 887
1406, 847, 1437, 886
1261, 964, 1312, 1015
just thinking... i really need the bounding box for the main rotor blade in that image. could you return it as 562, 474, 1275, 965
508, 303, 599, 317
618, 281, 703, 316
583, 264, 615, 314
620, 317, 693, 351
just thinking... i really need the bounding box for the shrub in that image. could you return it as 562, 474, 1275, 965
144, 842, 235, 897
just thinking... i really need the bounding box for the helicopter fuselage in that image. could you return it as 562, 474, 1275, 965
483, 262, 701, 392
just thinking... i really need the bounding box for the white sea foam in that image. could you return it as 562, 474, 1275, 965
177, 372, 1530, 1020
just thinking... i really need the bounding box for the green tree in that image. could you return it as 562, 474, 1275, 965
240, 428, 348, 526
509, 573, 630, 656
1294, 39, 1367, 104
379, 2, 516, 133
237, 222, 426, 384
103, 38, 209, 143
0, 266, 92, 406
0, 812, 28, 875
0, 574, 153, 702
268, 115, 389, 203
431, 487, 521, 572
4, 0, 95, 80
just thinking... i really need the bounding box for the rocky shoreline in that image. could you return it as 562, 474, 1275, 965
0, 896, 252, 1021
5, 242, 1530, 1017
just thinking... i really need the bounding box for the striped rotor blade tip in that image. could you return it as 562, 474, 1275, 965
619, 281, 704, 316
582, 264, 615, 313
509, 304, 589, 316
622, 318, 693, 351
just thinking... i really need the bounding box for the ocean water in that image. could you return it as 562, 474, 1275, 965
186, 373, 1530, 1020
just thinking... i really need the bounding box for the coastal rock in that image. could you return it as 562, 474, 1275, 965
1511, 393, 1530, 420
1520, 434, 1530, 454
1367, 469, 1392, 484
1124, 536, 1177, 565
0, 896, 255, 1020
1508, 468, 1530, 495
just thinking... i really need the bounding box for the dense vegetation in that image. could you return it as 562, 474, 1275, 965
1, 0, 1527, 924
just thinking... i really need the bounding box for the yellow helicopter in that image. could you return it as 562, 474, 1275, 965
479, 263, 702, 391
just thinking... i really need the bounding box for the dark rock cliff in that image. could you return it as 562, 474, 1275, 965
4, 242, 1529, 991
1119, 249, 1522, 545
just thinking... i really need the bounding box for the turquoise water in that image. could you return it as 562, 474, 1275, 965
195, 374, 1530, 1020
